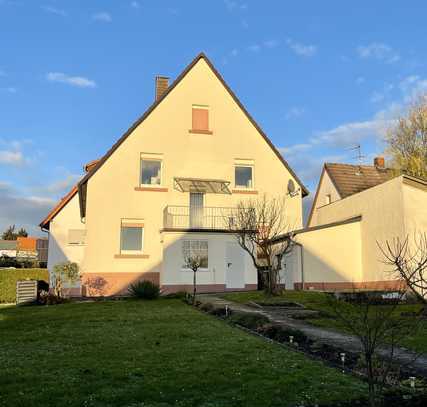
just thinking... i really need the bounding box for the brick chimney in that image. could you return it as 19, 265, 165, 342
155, 76, 169, 101
374, 156, 385, 169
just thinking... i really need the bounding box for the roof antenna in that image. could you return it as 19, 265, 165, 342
347, 144, 365, 175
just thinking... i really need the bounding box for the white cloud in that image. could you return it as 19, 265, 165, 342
247, 44, 261, 52
0, 150, 24, 165
36, 174, 79, 195
357, 42, 400, 64
286, 38, 317, 57
399, 75, 427, 102
224, 0, 247, 12
285, 107, 305, 120
92, 12, 112, 23
41, 5, 67, 17
130, 1, 140, 8
46, 72, 96, 88
279, 143, 312, 155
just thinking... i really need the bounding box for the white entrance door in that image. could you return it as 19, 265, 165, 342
226, 242, 245, 289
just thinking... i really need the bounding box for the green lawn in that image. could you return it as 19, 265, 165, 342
0, 299, 366, 407
221, 291, 427, 354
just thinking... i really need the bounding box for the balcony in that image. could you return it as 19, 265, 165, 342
163, 205, 239, 231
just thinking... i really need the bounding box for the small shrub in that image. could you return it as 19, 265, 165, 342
259, 323, 308, 344
128, 280, 160, 300
229, 311, 269, 330
38, 290, 68, 305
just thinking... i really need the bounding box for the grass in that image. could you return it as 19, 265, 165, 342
0, 299, 366, 407
221, 291, 427, 354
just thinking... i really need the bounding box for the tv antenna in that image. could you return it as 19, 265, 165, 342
347, 144, 365, 165
347, 144, 365, 175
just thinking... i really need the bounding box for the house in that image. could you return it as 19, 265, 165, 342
274, 157, 427, 291
40, 53, 307, 296
0, 240, 17, 258
16, 236, 38, 259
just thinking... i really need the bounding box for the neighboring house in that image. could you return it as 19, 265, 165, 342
40, 53, 307, 296
16, 236, 38, 259
0, 240, 17, 258
274, 157, 427, 290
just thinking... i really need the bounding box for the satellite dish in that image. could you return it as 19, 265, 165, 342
287, 179, 299, 197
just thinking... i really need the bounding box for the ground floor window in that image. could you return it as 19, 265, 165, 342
120, 220, 144, 254
182, 240, 208, 269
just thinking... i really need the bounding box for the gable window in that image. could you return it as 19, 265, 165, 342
190, 105, 212, 134
325, 194, 331, 205
182, 240, 208, 269
235, 166, 253, 189
120, 221, 144, 254
68, 229, 86, 245
141, 159, 161, 186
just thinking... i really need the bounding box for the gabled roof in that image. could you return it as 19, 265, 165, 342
77, 52, 309, 218
325, 163, 393, 198
39, 185, 78, 230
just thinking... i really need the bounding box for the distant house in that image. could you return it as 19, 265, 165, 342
274, 157, 427, 291
36, 238, 48, 264
16, 237, 38, 259
0, 240, 17, 258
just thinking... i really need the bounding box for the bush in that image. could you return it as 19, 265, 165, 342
38, 290, 68, 305
0, 268, 48, 303
128, 280, 160, 300
259, 323, 308, 344
163, 291, 187, 299
228, 311, 269, 330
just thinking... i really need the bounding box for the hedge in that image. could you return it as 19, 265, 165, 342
0, 268, 49, 303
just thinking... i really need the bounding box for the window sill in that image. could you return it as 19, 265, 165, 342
188, 129, 213, 135
181, 268, 209, 272
114, 254, 150, 259
134, 186, 168, 192
232, 189, 258, 194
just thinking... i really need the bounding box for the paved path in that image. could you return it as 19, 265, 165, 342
198, 294, 427, 377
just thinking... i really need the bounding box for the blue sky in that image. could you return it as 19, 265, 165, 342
1, 0, 427, 235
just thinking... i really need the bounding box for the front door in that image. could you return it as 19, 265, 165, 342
226, 242, 245, 289
189, 192, 204, 228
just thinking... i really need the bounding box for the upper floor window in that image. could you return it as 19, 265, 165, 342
141, 159, 162, 186
235, 166, 253, 189
120, 220, 144, 254
190, 105, 212, 134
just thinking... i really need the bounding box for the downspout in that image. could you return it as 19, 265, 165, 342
293, 241, 305, 290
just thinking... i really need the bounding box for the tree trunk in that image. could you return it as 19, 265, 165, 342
192, 269, 197, 305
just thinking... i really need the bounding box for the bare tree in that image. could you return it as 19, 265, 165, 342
386, 95, 427, 178
379, 233, 427, 315
325, 286, 419, 407
183, 241, 208, 304
229, 194, 294, 296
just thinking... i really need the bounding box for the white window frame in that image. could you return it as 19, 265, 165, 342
234, 164, 254, 190
120, 220, 145, 255
140, 157, 163, 187
325, 194, 332, 205
181, 240, 209, 272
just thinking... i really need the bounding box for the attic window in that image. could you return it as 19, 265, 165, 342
325, 194, 331, 205
189, 105, 212, 135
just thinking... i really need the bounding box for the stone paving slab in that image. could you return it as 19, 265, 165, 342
197, 294, 427, 377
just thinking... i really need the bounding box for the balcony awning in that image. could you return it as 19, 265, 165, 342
174, 177, 231, 194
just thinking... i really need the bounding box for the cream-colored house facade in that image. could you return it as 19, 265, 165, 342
40, 53, 307, 296
276, 160, 427, 290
